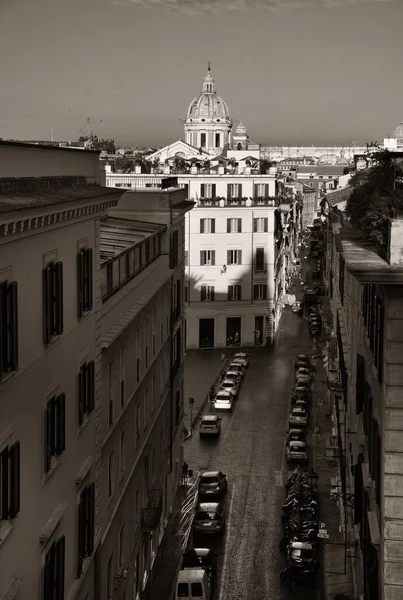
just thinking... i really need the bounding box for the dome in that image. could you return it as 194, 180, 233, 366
393, 121, 403, 139
234, 121, 247, 135
186, 66, 230, 123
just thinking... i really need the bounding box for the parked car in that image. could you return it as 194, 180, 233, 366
198, 471, 228, 498
294, 384, 311, 396
295, 355, 311, 370
223, 372, 241, 387
181, 548, 217, 576
296, 367, 313, 379
286, 440, 308, 463
289, 407, 308, 427
192, 502, 225, 535
228, 362, 245, 377
199, 415, 221, 437
233, 352, 249, 366
286, 428, 306, 442
214, 390, 233, 411
232, 357, 248, 369
176, 568, 212, 600
220, 378, 239, 397
296, 374, 311, 386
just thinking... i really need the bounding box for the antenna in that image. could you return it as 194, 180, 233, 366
50, 126, 54, 142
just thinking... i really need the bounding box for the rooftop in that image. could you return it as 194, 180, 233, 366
99, 217, 165, 264
0, 140, 98, 154
325, 186, 353, 206
297, 165, 345, 175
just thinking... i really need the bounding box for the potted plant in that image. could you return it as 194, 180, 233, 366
114, 156, 132, 173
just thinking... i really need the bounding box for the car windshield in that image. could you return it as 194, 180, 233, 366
290, 442, 306, 448
229, 365, 241, 371
202, 416, 217, 423
292, 548, 314, 560
216, 395, 230, 401
201, 477, 219, 484
221, 382, 233, 388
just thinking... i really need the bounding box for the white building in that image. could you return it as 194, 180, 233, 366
383, 120, 403, 152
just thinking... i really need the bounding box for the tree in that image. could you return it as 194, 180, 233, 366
260, 159, 272, 174
346, 150, 403, 250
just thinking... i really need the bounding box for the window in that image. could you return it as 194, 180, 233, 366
254, 183, 270, 197
228, 285, 242, 301
144, 388, 149, 430
253, 284, 267, 300
108, 451, 114, 499
145, 318, 149, 368
255, 248, 265, 271
120, 347, 126, 408
119, 430, 125, 478
215, 133, 221, 148
227, 183, 242, 198
135, 404, 140, 446
152, 308, 156, 356
44, 394, 66, 473
253, 218, 268, 233
170, 230, 179, 269
43, 261, 63, 345
77, 248, 93, 318
227, 218, 242, 233
107, 554, 113, 600
108, 360, 114, 426
43, 536, 65, 600
152, 374, 157, 413
185, 286, 188, 303
78, 361, 95, 426
191, 583, 203, 597
200, 133, 206, 148
201, 286, 215, 301
160, 360, 165, 394
160, 300, 164, 342
118, 525, 125, 572
200, 184, 216, 199
0, 441, 20, 520
227, 250, 242, 265
77, 483, 95, 577
136, 327, 141, 383
0, 280, 18, 379
200, 218, 215, 233
200, 250, 215, 266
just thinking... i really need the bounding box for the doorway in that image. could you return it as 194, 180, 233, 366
226, 317, 241, 347
199, 318, 215, 348
254, 316, 264, 346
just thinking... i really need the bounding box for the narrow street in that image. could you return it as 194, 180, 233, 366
184, 309, 319, 600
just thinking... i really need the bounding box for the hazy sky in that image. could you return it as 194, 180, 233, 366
0, 0, 402, 147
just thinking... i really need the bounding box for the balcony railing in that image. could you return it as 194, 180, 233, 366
198, 197, 222, 207
141, 489, 163, 532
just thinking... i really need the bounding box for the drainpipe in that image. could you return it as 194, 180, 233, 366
169, 194, 174, 474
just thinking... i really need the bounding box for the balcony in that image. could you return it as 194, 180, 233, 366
141, 489, 163, 532
198, 197, 221, 207
251, 196, 278, 207
226, 197, 247, 206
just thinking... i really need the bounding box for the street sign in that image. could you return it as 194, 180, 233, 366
320, 522, 326, 529
313, 426, 320, 434
319, 529, 327, 534
318, 532, 329, 539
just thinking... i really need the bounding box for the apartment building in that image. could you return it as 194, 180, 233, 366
96, 187, 191, 600
323, 208, 403, 600
0, 141, 121, 600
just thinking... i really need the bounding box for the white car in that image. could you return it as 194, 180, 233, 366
228, 363, 244, 377
233, 353, 249, 367
286, 440, 308, 463
220, 378, 239, 397
296, 374, 311, 386
225, 371, 242, 386
289, 407, 308, 427
214, 390, 233, 411
232, 357, 248, 369
199, 415, 221, 437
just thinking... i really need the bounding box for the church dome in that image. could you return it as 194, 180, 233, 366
186, 66, 230, 123
393, 121, 403, 140
234, 121, 247, 135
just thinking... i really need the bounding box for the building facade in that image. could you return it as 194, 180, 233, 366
0, 142, 121, 600
322, 207, 403, 600
96, 187, 191, 600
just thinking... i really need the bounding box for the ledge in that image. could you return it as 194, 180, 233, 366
0, 577, 23, 600
39, 503, 68, 546
75, 455, 94, 486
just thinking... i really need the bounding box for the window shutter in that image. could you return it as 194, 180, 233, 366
253, 184, 258, 199
78, 370, 85, 426
56, 393, 66, 454
227, 183, 231, 199
211, 287, 215, 301
77, 492, 86, 576
200, 183, 205, 197
201, 286, 206, 301
212, 183, 216, 198
264, 218, 268, 232
55, 261, 64, 335
86, 248, 93, 311
87, 482, 95, 555
228, 286, 232, 301
87, 361, 95, 413
253, 219, 257, 233
44, 409, 51, 473
253, 285, 257, 300
227, 250, 231, 265
265, 183, 269, 197
263, 285, 267, 300
200, 219, 205, 234
1, 448, 9, 517
8, 441, 20, 518
211, 251, 215, 265
55, 536, 65, 600
237, 219, 242, 233
211, 219, 215, 233
200, 250, 204, 266
77, 252, 84, 318
8, 281, 18, 371
238, 285, 242, 300
227, 219, 231, 233
238, 184, 242, 198
43, 267, 52, 345
238, 250, 242, 265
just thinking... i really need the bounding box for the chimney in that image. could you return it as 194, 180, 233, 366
218, 165, 224, 174
244, 166, 251, 175
388, 210, 403, 265
191, 165, 198, 174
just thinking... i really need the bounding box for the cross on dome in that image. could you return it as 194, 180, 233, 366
202, 63, 215, 93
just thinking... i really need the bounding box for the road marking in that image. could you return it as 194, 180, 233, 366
218, 483, 235, 600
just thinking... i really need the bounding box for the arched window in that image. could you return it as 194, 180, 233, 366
237, 143, 242, 150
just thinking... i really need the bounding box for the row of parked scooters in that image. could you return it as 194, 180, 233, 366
279, 470, 320, 588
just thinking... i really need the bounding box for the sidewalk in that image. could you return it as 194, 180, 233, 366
142, 350, 229, 600
303, 236, 355, 599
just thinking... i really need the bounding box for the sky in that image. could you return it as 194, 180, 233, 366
0, 0, 402, 148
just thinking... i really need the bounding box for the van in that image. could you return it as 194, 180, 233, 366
176, 568, 212, 600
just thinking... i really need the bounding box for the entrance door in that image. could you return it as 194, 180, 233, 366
226, 317, 241, 347
199, 318, 215, 348
254, 316, 264, 346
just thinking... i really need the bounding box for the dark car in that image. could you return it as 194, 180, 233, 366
181, 548, 217, 576
287, 428, 306, 442
295, 355, 311, 370
198, 471, 228, 498
192, 502, 225, 535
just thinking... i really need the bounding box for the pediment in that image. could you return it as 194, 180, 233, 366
147, 140, 214, 162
